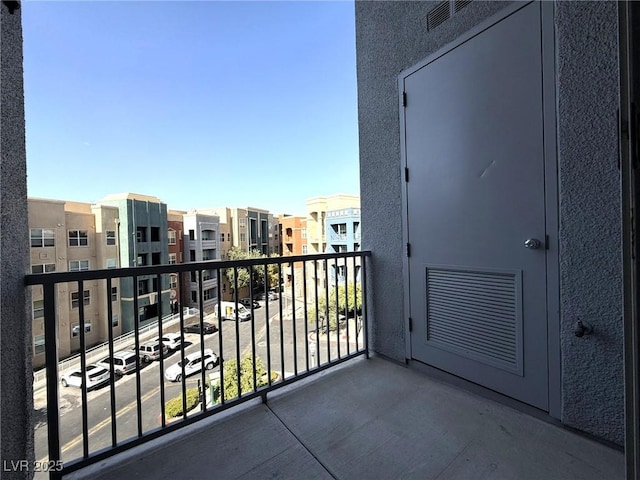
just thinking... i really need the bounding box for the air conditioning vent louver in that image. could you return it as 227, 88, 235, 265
427, 1, 451, 31
425, 266, 523, 375
454, 0, 472, 13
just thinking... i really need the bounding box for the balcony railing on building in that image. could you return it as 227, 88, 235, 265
26, 251, 370, 480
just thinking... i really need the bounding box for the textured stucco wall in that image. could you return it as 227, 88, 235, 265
355, 0, 510, 362
1, 2, 35, 478
556, 2, 624, 445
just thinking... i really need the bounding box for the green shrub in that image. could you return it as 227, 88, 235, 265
219, 355, 272, 402
165, 387, 200, 419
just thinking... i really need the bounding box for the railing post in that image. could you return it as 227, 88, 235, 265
362, 253, 370, 359
43, 282, 61, 479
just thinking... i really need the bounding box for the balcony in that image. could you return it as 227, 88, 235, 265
25, 251, 625, 480
64, 355, 623, 480
27, 252, 371, 479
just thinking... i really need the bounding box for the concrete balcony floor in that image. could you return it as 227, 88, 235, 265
69, 356, 624, 480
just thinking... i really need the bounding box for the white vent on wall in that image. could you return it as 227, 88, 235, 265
39, 252, 49, 259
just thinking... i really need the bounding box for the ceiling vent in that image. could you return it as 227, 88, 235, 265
427, 1, 451, 31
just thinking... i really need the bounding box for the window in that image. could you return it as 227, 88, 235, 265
302, 245, 308, 254
138, 280, 150, 295
152, 252, 161, 265
189, 229, 195, 241
136, 227, 147, 242
112, 314, 119, 327
106, 258, 117, 269
31, 263, 56, 274
31, 228, 55, 247
190, 250, 196, 261
68, 230, 88, 247
168, 229, 176, 245
239, 218, 246, 227
220, 233, 225, 242
202, 249, 215, 260
152, 277, 159, 292
286, 228, 293, 237
240, 233, 246, 242
169, 253, 177, 264
71, 290, 91, 308
227, 233, 231, 242
34, 335, 45, 355
203, 288, 215, 301
354, 243, 360, 251
137, 254, 148, 266
106, 230, 116, 245
202, 269, 214, 281
337, 224, 347, 235
202, 229, 215, 241
191, 291, 197, 302
111, 287, 118, 302
33, 300, 44, 319
169, 274, 178, 289
151, 227, 160, 242
69, 260, 89, 272
190, 271, 197, 282
71, 323, 92, 337
302, 228, 307, 239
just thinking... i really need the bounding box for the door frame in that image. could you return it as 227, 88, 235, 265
398, 0, 560, 419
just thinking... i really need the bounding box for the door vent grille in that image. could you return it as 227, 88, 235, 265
425, 266, 523, 375
427, 1, 451, 31
454, 0, 472, 13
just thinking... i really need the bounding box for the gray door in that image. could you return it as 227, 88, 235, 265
402, 3, 549, 410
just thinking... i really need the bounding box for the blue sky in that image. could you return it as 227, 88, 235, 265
21, 1, 359, 216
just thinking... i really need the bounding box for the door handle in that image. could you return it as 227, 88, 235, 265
524, 238, 541, 249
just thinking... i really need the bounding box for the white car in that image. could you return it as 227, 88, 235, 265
155, 333, 184, 352
164, 349, 219, 382
60, 364, 110, 390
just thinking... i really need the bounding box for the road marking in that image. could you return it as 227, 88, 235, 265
38, 385, 162, 464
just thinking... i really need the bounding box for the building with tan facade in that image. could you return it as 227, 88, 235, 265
28, 198, 122, 368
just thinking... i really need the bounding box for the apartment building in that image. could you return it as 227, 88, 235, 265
280, 215, 307, 256
279, 215, 307, 297
28, 198, 122, 368
306, 194, 360, 254
182, 211, 220, 312
98, 193, 169, 332
167, 210, 185, 312
211, 206, 278, 255
326, 207, 362, 285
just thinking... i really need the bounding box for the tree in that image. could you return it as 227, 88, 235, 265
308, 283, 362, 332
225, 247, 265, 295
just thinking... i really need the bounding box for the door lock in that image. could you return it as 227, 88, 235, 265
524, 238, 541, 249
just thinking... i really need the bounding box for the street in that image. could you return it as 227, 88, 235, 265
33, 297, 363, 471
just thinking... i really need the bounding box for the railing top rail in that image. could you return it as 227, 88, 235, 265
24, 251, 372, 286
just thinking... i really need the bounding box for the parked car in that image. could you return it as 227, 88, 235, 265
138, 341, 168, 363
164, 349, 220, 382
97, 350, 138, 376
240, 298, 260, 309
267, 291, 278, 301
183, 322, 218, 335
60, 364, 110, 389
155, 332, 183, 352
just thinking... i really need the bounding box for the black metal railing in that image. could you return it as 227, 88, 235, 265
25, 251, 371, 479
